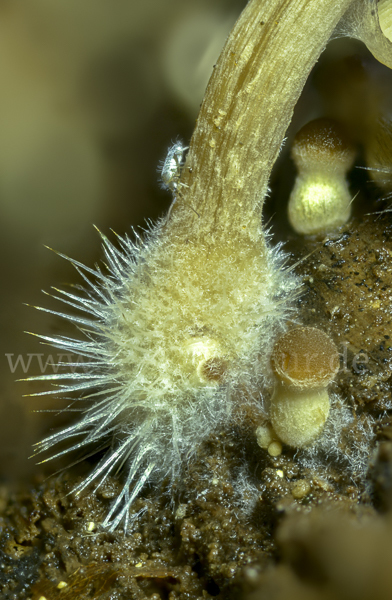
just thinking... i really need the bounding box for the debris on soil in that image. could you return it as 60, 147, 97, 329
1, 201, 392, 600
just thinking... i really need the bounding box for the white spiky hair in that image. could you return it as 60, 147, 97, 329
29, 218, 299, 531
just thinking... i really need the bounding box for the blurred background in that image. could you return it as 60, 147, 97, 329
0, 0, 245, 484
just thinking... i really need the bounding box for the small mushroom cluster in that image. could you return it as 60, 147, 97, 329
257, 326, 340, 456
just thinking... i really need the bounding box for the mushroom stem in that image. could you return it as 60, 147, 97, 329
270, 383, 331, 448
168, 0, 354, 239
379, 1, 392, 41
337, 1, 392, 67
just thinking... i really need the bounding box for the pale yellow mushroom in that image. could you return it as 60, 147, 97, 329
269, 327, 340, 449
288, 118, 356, 235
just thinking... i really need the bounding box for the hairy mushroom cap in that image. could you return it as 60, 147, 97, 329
271, 326, 340, 389
292, 117, 355, 173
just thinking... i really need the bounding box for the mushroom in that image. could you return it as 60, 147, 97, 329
268, 326, 340, 449
288, 118, 356, 235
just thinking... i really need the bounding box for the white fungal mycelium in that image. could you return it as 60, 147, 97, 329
27, 0, 392, 531
31, 219, 298, 531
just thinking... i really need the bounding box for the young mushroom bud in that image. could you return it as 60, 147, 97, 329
288, 118, 356, 235
183, 337, 228, 385
269, 326, 339, 449
256, 421, 283, 457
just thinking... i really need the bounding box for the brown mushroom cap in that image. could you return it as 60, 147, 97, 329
292, 118, 355, 171
271, 326, 339, 388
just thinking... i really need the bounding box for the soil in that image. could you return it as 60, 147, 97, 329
1, 214, 392, 600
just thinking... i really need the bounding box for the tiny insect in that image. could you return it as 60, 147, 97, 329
159, 141, 188, 193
